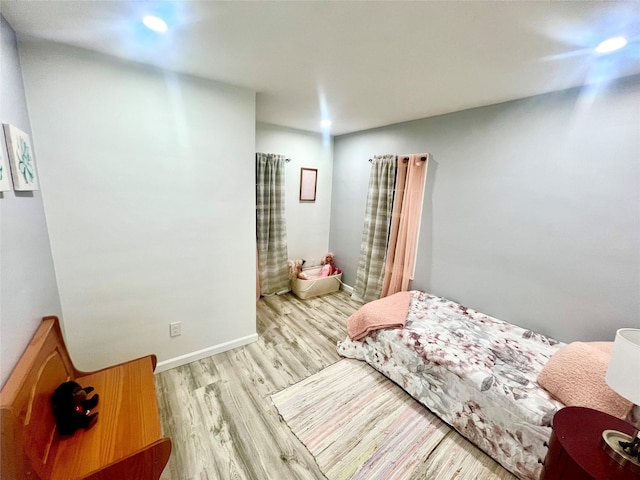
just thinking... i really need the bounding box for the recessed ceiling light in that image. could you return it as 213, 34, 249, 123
143, 15, 168, 33
321, 120, 332, 128
595, 36, 628, 54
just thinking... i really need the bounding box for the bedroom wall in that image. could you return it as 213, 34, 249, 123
256, 123, 333, 267
17, 39, 257, 372
0, 16, 62, 387
330, 75, 640, 343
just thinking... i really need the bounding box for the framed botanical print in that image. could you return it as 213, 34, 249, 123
3, 124, 39, 191
0, 149, 11, 192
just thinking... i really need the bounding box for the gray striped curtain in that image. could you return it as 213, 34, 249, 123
256, 153, 290, 296
352, 154, 397, 303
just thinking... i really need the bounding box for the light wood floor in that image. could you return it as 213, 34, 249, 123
155, 290, 516, 480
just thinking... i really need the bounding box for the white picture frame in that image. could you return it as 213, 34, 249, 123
0, 149, 11, 192
299, 168, 317, 202
3, 124, 39, 191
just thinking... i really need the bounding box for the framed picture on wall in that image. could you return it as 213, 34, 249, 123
299, 168, 317, 202
3, 124, 39, 191
0, 149, 11, 192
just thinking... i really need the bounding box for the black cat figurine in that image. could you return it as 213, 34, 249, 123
51, 381, 99, 435
619, 437, 640, 463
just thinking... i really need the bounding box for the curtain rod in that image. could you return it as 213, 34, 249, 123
285, 158, 291, 163
368, 156, 427, 163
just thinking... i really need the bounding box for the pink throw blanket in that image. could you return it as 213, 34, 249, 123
537, 341, 632, 418
347, 291, 411, 340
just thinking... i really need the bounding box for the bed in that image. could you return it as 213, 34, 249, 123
337, 290, 566, 480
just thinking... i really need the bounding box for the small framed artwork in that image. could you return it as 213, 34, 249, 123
0, 149, 11, 192
3, 124, 39, 191
299, 168, 317, 202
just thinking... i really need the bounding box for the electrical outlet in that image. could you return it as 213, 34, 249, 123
169, 321, 182, 337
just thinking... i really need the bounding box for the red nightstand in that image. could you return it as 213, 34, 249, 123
542, 406, 640, 479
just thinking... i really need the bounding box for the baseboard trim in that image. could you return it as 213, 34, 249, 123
155, 333, 259, 373
340, 282, 354, 294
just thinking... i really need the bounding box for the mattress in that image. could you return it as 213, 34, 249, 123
337, 290, 565, 480
292, 266, 342, 299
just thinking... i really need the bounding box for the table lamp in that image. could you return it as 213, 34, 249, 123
604, 328, 640, 470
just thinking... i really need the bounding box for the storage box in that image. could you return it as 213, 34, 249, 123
291, 265, 342, 299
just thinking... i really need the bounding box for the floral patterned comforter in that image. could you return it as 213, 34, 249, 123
337, 291, 565, 480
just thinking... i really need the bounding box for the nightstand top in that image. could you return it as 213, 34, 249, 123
552, 406, 639, 479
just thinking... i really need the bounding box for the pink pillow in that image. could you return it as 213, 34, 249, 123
537, 341, 632, 418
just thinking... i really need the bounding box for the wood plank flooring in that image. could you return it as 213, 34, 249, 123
155, 290, 516, 480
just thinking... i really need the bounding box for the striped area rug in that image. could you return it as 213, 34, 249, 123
271, 359, 515, 480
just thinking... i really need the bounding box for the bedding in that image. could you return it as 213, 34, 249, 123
337, 290, 566, 480
347, 290, 411, 340
537, 341, 631, 418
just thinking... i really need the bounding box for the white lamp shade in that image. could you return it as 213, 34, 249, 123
605, 328, 640, 405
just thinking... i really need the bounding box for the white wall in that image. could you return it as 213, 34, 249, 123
256, 123, 333, 268
19, 40, 257, 371
331, 76, 640, 343
0, 17, 62, 387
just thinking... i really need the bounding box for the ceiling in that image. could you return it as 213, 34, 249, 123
1, 1, 639, 135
